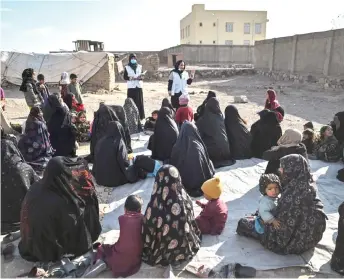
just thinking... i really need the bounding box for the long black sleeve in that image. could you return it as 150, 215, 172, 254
123, 68, 129, 81
187, 78, 193, 85
168, 72, 173, 91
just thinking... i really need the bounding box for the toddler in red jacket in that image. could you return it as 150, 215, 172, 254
196, 177, 228, 235
175, 94, 194, 127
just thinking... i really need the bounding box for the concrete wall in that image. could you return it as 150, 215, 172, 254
254, 28, 344, 78
159, 44, 253, 65
84, 55, 115, 91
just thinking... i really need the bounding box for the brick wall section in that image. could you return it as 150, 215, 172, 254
84, 55, 115, 91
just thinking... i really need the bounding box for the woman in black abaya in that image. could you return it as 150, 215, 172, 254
1, 136, 39, 235
250, 110, 283, 159
194, 91, 216, 122
19, 156, 101, 263
161, 98, 176, 118
224, 105, 252, 159
149, 107, 179, 162
331, 202, 344, 275
170, 121, 215, 197
196, 97, 235, 168
93, 121, 133, 187
47, 95, 76, 157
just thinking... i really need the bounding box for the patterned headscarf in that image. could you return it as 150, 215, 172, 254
123, 98, 140, 135
259, 174, 281, 195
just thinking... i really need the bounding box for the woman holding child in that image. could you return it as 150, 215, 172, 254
142, 165, 201, 266
236, 154, 327, 255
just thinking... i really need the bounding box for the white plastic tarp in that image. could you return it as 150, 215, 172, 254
1, 51, 112, 85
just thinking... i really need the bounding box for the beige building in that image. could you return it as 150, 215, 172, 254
180, 4, 268, 46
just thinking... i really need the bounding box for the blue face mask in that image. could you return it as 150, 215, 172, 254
130, 59, 137, 64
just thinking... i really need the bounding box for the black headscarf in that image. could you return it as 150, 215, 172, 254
196, 97, 235, 168
47, 97, 75, 156
195, 91, 217, 121
93, 121, 131, 187
224, 105, 252, 159
1, 139, 38, 234
128, 53, 138, 72
20, 68, 39, 95
331, 202, 344, 275
90, 103, 120, 159
170, 121, 215, 197
19, 156, 101, 263
172, 60, 186, 77
250, 110, 282, 159
333, 111, 344, 143
43, 93, 63, 123
150, 107, 179, 161
161, 98, 176, 117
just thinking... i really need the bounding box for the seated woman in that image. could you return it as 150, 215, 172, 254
18, 107, 54, 172
170, 121, 215, 197
47, 95, 77, 157
236, 154, 327, 255
142, 165, 201, 266
161, 98, 176, 118
196, 97, 235, 168
64, 93, 85, 113
149, 107, 179, 162
123, 98, 141, 135
263, 129, 307, 175
251, 110, 283, 159
18, 156, 101, 263
312, 125, 341, 162
93, 121, 134, 187
43, 92, 69, 124
1, 133, 39, 235
75, 111, 91, 143
194, 91, 216, 122
224, 105, 252, 160
331, 202, 344, 275
331, 111, 344, 145
265, 89, 285, 122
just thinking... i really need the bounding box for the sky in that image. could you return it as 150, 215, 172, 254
0, 0, 343, 53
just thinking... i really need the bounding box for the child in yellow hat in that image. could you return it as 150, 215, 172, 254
195, 177, 228, 235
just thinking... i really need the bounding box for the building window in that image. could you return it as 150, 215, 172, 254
185, 27, 187, 37
199, 22, 203, 27
244, 23, 251, 34
244, 40, 250, 45
180, 30, 182, 40
225, 22, 233, 32
255, 23, 262, 34
213, 40, 216, 44
182, 29, 185, 39
225, 40, 233, 45
187, 25, 190, 37
213, 22, 216, 27
199, 40, 202, 44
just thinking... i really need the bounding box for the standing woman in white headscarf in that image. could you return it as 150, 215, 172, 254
123, 54, 145, 120
168, 60, 194, 110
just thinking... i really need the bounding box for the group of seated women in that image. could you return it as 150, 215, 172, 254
1, 90, 343, 277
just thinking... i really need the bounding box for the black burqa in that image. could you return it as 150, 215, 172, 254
1, 139, 39, 235
149, 107, 179, 162
161, 98, 176, 118
224, 105, 252, 160
332, 111, 344, 144
93, 121, 131, 187
331, 202, 344, 275
250, 110, 283, 159
108, 105, 133, 152
196, 97, 235, 168
170, 121, 215, 197
194, 91, 216, 122
47, 95, 76, 157
90, 103, 132, 161
18, 156, 101, 263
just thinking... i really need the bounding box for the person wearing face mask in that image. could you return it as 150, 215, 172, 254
123, 54, 145, 120
168, 60, 194, 109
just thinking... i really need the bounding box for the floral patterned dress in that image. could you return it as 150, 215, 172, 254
142, 165, 201, 266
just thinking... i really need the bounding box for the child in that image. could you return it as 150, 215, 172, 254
302, 128, 317, 154
36, 74, 50, 104
255, 174, 281, 234
75, 111, 91, 142
95, 195, 144, 278
175, 94, 193, 127
143, 110, 159, 131
68, 73, 83, 104
312, 125, 341, 162
304, 121, 314, 131
195, 177, 228, 235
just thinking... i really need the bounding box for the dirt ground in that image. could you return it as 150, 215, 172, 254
2, 74, 343, 278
